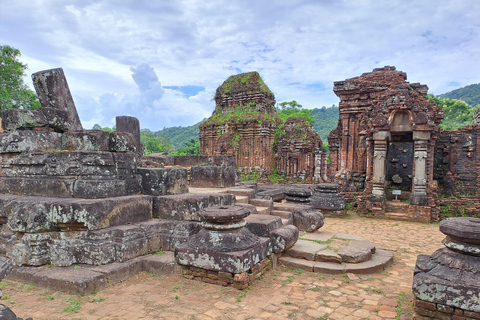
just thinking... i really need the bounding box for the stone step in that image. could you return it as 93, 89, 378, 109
7, 251, 179, 295
0, 194, 152, 233
226, 188, 256, 200
249, 198, 273, 214
279, 248, 393, 274
384, 212, 411, 221
271, 210, 293, 220
256, 206, 270, 215
284, 239, 327, 261
385, 201, 410, 212
235, 196, 249, 204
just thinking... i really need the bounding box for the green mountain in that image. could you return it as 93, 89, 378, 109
438, 83, 480, 107
155, 120, 203, 148
311, 105, 339, 142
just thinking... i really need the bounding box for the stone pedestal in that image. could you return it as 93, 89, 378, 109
311, 183, 346, 216
413, 217, 480, 318
175, 206, 271, 274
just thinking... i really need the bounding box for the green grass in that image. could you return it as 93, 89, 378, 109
63, 297, 82, 313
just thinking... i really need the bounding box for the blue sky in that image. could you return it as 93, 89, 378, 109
1, 0, 479, 130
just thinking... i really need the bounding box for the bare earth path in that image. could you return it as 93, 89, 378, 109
2, 213, 444, 320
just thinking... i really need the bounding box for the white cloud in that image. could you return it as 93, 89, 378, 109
1, 0, 479, 129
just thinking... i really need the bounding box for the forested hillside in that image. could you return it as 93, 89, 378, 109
438, 84, 480, 107
311, 106, 339, 141
155, 121, 203, 148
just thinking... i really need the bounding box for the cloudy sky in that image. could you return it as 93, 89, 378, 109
1, 0, 479, 131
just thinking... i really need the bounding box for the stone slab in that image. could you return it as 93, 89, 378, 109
313, 261, 347, 274
226, 188, 256, 200
338, 246, 372, 263
343, 249, 393, 274
334, 233, 367, 241
89, 258, 143, 284
278, 256, 316, 272
315, 250, 342, 264
0, 130, 62, 153
153, 193, 235, 221
300, 231, 336, 242
284, 239, 327, 261
4, 195, 152, 233
8, 266, 106, 295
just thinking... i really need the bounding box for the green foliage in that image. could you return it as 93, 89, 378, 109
203, 105, 279, 127
91, 124, 114, 132
63, 297, 82, 313
277, 100, 314, 124
311, 105, 339, 142
171, 138, 199, 155
426, 95, 478, 130
155, 120, 202, 148
216, 71, 272, 97
139, 129, 174, 155
0, 45, 41, 116
439, 83, 480, 107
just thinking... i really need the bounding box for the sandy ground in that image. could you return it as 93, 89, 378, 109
1, 212, 444, 320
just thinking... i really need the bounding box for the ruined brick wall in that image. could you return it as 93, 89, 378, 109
434, 125, 480, 219
199, 72, 279, 178
275, 117, 324, 182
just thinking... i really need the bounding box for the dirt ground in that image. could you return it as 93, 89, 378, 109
1, 213, 445, 320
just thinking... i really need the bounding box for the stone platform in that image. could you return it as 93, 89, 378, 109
6, 251, 178, 295
279, 231, 393, 274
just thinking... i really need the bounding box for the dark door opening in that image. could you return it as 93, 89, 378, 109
387, 133, 413, 199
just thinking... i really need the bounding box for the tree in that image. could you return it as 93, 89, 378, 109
277, 100, 314, 124
172, 138, 200, 155
140, 129, 173, 155
427, 95, 478, 130
0, 45, 41, 116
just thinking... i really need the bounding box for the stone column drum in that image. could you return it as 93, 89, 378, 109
370, 131, 390, 201
175, 205, 271, 274
413, 217, 480, 318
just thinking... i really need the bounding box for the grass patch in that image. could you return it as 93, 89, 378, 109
63, 297, 82, 313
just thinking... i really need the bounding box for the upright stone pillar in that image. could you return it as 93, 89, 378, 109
116, 116, 144, 156
32, 68, 83, 131
410, 131, 430, 206
313, 148, 325, 183
370, 131, 390, 201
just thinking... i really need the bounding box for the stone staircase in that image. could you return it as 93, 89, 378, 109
385, 200, 411, 221
279, 232, 393, 274
226, 188, 294, 226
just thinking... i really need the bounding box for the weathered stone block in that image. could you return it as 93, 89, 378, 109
141, 251, 178, 275
138, 168, 188, 196
270, 225, 299, 254
62, 131, 110, 151
245, 214, 282, 237
4, 195, 152, 233
153, 193, 235, 221
0, 130, 62, 153
0, 151, 116, 177
109, 132, 137, 152
1, 109, 48, 131
0, 177, 76, 198
32, 68, 83, 131
256, 189, 285, 201
338, 246, 372, 263
72, 177, 141, 198
89, 258, 143, 283
116, 116, 143, 155
190, 165, 236, 188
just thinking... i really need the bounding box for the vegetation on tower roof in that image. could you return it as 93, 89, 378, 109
215, 71, 273, 97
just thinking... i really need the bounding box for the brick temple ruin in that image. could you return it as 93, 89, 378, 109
327, 66, 480, 222
199, 71, 328, 183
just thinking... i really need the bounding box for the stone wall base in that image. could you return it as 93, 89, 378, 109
414, 297, 480, 319
181, 258, 272, 290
